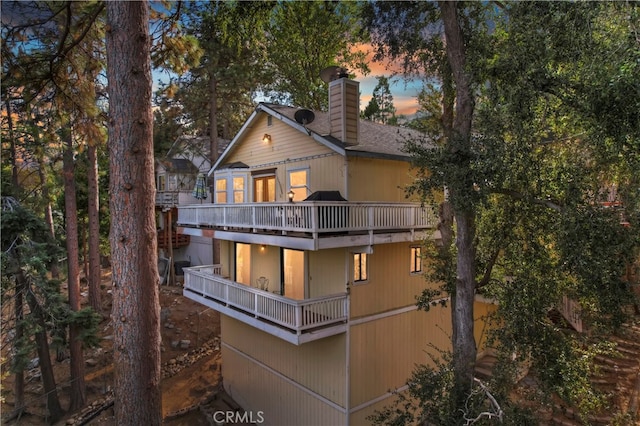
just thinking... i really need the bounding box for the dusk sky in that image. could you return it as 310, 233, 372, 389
354, 44, 423, 117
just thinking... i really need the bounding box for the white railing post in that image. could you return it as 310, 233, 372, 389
295, 306, 303, 329
254, 292, 259, 318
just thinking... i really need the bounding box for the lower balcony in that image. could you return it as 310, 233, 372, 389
183, 265, 349, 345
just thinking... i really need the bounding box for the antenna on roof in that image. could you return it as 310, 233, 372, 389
294, 109, 315, 125
320, 66, 349, 83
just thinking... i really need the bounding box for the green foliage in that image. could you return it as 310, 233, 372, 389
1, 203, 100, 373
154, 1, 273, 143
368, 1, 640, 422
264, 1, 369, 110
369, 349, 536, 425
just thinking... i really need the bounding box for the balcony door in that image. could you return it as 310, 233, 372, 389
253, 175, 275, 202
235, 243, 251, 286
282, 249, 305, 300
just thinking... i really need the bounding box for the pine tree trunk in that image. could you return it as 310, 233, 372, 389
209, 75, 220, 264
63, 128, 86, 411
106, 2, 162, 424
87, 143, 102, 312
38, 160, 60, 280
24, 276, 64, 423
13, 283, 25, 418
6, 95, 25, 418
439, 0, 478, 405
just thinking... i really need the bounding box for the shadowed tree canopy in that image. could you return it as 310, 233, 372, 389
364, 1, 639, 423
263, 0, 370, 111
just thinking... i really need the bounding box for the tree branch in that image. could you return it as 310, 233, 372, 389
476, 247, 500, 289
491, 188, 563, 212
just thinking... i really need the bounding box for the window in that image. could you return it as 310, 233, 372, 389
353, 253, 368, 283
410, 246, 422, 274
233, 176, 245, 203
157, 175, 166, 191
215, 178, 227, 203
287, 168, 309, 201
168, 175, 177, 191
214, 170, 248, 204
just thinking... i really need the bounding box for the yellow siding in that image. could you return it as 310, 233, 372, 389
223, 345, 346, 426
251, 244, 280, 290
474, 299, 498, 353
224, 114, 347, 199
350, 243, 438, 319
347, 157, 416, 202
349, 306, 452, 408
221, 315, 346, 405
308, 248, 347, 298
219, 240, 231, 277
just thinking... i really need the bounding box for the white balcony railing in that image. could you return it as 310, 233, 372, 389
155, 191, 179, 207
183, 265, 348, 338
177, 202, 436, 234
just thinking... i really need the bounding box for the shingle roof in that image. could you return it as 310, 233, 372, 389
262, 104, 431, 160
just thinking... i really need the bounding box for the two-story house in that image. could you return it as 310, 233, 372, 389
176, 76, 494, 425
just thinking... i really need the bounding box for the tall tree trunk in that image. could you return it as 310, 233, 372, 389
13, 280, 25, 418
38, 161, 60, 280
5, 96, 20, 194
87, 143, 102, 312
23, 274, 64, 423
439, 0, 478, 405
209, 74, 221, 264
6, 95, 25, 416
106, 2, 162, 424
62, 128, 86, 411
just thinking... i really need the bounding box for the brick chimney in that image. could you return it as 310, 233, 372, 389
328, 77, 359, 146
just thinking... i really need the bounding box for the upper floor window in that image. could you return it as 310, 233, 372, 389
353, 253, 368, 283
214, 168, 249, 204
233, 176, 245, 203
288, 168, 309, 201
157, 175, 166, 191
410, 246, 422, 274
215, 178, 227, 203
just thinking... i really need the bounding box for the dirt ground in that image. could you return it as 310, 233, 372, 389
1, 270, 223, 425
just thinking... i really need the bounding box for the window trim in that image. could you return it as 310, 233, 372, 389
287, 167, 310, 202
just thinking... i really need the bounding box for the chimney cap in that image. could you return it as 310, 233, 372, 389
320, 66, 349, 83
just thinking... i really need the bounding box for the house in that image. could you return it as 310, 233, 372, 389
155, 136, 229, 277
176, 76, 495, 425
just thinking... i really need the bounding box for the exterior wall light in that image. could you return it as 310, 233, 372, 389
287, 190, 295, 202
262, 133, 271, 143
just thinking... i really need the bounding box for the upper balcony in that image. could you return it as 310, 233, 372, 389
177, 202, 438, 250
183, 265, 348, 345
